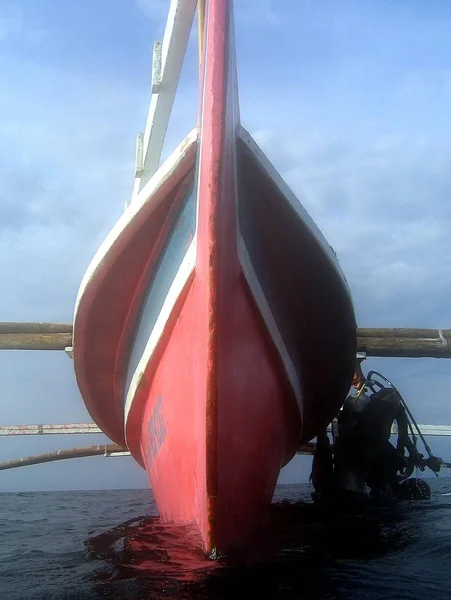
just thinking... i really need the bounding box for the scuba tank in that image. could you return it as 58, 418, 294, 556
311, 367, 444, 503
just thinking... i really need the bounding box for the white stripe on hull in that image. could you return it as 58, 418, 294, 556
124, 239, 196, 420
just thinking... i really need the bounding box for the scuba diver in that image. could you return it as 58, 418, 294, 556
310, 358, 442, 504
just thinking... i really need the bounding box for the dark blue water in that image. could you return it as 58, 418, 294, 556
1, 480, 451, 600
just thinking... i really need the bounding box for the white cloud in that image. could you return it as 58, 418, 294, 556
0, 35, 198, 326
0, 64, 142, 324
248, 123, 451, 329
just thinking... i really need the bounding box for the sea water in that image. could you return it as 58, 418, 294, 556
1, 480, 450, 599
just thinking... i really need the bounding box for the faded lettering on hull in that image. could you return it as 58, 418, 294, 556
147, 396, 166, 465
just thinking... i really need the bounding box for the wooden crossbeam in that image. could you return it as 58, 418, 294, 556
0, 322, 72, 334
358, 328, 451, 339
1, 323, 451, 358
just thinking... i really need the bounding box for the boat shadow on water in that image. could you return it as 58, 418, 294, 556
83, 498, 428, 600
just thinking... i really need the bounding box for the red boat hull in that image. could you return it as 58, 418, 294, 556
73, 0, 356, 555
124, 0, 303, 554
126, 272, 300, 553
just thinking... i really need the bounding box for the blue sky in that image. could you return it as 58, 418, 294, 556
1, 0, 451, 491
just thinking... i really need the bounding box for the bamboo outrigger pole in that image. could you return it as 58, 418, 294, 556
0, 322, 72, 350
1, 323, 451, 358
0, 440, 446, 471
0, 444, 128, 471
357, 328, 451, 358
0, 442, 315, 472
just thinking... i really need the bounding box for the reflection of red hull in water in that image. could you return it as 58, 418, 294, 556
73, 0, 356, 555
